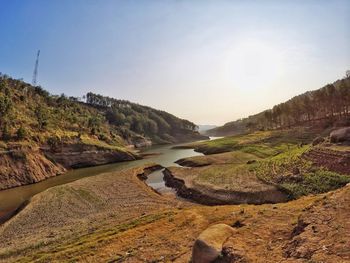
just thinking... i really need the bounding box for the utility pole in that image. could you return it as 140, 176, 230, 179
32, 50, 40, 86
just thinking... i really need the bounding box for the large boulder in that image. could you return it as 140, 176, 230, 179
192, 224, 234, 263
330, 127, 350, 143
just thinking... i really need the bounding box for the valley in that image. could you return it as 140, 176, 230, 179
0, 75, 349, 263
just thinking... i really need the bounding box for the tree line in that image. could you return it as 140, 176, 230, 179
210, 74, 350, 135
261, 76, 350, 129
85, 92, 197, 140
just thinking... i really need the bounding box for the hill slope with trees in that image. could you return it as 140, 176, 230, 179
0, 74, 205, 189
207, 74, 350, 136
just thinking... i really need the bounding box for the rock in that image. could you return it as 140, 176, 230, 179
192, 224, 234, 263
330, 127, 350, 143
0, 147, 66, 190
43, 143, 136, 169
312, 136, 325, 146
132, 135, 152, 148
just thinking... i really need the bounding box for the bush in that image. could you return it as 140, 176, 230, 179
47, 136, 61, 150
34, 106, 49, 129
10, 150, 27, 160
0, 94, 12, 116
16, 126, 27, 140
98, 133, 110, 142
1, 125, 11, 141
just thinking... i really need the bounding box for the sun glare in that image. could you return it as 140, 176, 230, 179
225, 40, 285, 91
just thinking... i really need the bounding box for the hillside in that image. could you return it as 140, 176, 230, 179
0, 74, 205, 189
207, 75, 350, 136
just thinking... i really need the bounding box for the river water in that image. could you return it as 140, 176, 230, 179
0, 142, 205, 218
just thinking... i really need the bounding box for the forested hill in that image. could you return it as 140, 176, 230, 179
85, 92, 204, 144
0, 74, 205, 149
207, 75, 350, 136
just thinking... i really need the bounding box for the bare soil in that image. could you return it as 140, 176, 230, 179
303, 146, 350, 174
0, 164, 186, 262
0, 166, 348, 262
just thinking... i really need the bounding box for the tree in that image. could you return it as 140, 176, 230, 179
0, 94, 12, 117
0, 94, 12, 129
34, 106, 49, 129
88, 116, 102, 134
1, 124, 11, 140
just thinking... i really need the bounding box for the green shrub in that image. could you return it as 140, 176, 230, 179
34, 106, 49, 129
1, 125, 11, 141
281, 170, 350, 199
47, 136, 61, 149
16, 126, 28, 140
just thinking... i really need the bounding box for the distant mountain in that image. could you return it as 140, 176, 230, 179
197, 125, 217, 133
207, 75, 350, 136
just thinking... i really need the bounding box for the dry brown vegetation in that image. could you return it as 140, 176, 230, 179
2, 177, 348, 262
0, 164, 186, 262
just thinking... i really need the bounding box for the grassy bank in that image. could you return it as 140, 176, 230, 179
174, 129, 350, 200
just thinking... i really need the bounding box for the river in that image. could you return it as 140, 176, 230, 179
0, 142, 207, 221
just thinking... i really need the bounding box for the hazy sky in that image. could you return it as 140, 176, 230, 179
1, 0, 349, 125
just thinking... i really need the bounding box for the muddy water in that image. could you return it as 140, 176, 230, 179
0, 143, 204, 218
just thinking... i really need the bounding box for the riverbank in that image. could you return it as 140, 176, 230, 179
1, 173, 348, 262
163, 166, 288, 205
0, 142, 203, 226
0, 163, 189, 262
165, 129, 350, 204
0, 143, 137, 191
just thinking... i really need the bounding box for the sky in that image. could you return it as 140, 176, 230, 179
0, 0, 349, 125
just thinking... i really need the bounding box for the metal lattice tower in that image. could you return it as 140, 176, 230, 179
32, 50, 40, 86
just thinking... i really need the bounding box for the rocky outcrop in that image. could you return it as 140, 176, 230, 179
0, 147, 66, 190
43, 143, 137, 169
330, 127, 350, 143
163, 168, 288, 205
0, 143, 138, 190
192, 224, 234, 263
133, 137, 152, 148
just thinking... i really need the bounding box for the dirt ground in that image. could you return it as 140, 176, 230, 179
0, 164, 186, 262
0, 163, 349, 262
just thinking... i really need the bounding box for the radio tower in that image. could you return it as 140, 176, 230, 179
32, 50, 40, 86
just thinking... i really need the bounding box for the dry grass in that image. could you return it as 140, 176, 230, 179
0, 165, 348, 262
0, 164, 185, 262
176, 151, 258, 167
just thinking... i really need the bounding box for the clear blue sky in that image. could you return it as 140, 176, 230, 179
0, 0, 349, 125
